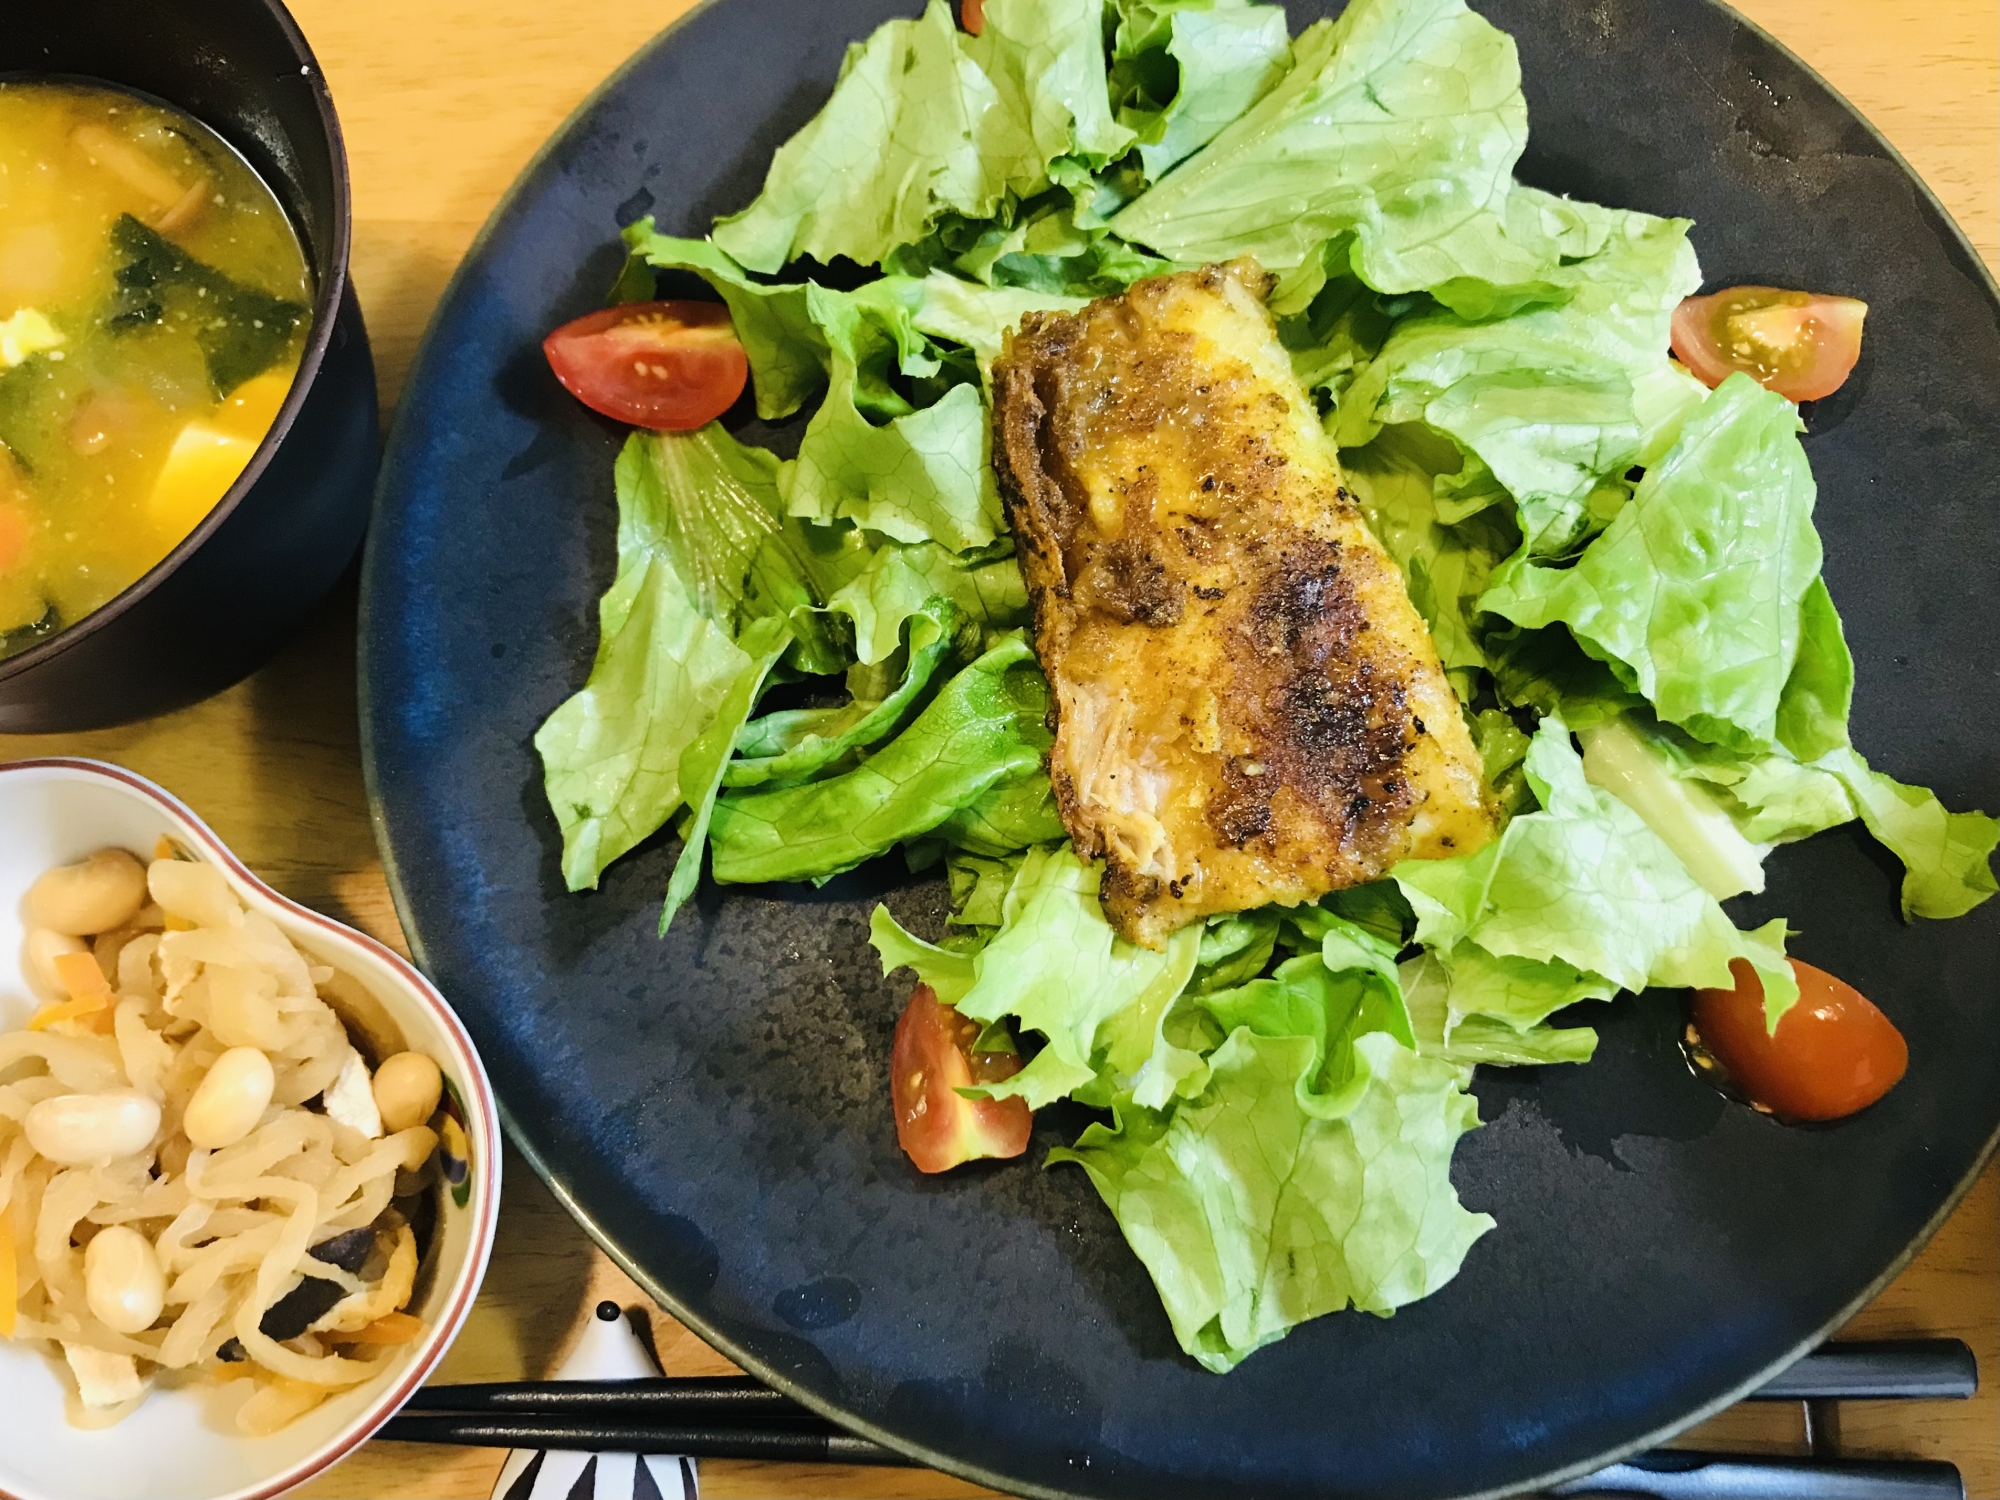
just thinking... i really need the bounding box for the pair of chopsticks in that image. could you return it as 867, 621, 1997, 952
379, 1338, 1976, 1498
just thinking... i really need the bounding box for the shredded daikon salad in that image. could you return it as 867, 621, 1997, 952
1, 844, 447, 1433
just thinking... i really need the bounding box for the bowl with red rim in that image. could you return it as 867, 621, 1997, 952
0, 757, 501, 1500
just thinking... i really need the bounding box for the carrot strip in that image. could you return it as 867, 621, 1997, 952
342, 1311, 424, 1345
26, 992, 110, 1031
53, 950, 111, 999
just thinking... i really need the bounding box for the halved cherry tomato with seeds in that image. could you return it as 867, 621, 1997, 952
542, 300, 748, 431
1670, 286, 1866, 403
890, 984, 1031, 1173
1693, 958, 1906, 1121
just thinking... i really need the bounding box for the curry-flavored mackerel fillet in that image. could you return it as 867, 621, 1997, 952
992, 262, 1496, 949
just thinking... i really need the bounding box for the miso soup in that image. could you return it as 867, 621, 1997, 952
0, 80, 312, 661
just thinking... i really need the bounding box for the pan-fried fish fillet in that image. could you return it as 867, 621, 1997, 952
992, 261, 1495, 949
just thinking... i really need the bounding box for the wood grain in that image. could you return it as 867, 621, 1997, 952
2, 0, 1994, 1495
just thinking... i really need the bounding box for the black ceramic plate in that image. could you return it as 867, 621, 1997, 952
361, 3, 2000, 1496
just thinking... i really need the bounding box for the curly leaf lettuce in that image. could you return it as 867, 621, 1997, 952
712, 0, 1128, 274
1110, 0, 1557, 306
1110, 0, 1292, 182
1392, 717, 1800, 1020
1053, 1027, 1491, 1372
709, 636, 1051, 883
1483, 375, 1821, 751
537, 427, 831, 893
1337, 204, 1705, 555
870, 845, 1202, 1108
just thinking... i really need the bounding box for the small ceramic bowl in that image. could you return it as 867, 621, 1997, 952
0, 0, 380, 733
0, 758, 502, 1500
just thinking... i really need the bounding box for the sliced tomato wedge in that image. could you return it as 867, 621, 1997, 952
1670, 285, 1867, 403
890, 984, 1031, 1173
1693, 958, 1907, 1121
961, 0, 985, 34
542, 300, 748, 431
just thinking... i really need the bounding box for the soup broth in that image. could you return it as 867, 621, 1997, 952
0, 81, 312, 660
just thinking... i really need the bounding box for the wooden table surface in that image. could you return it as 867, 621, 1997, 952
6, 0, 1997, 1494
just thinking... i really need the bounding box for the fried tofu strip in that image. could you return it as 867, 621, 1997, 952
992, 262, 1495, 949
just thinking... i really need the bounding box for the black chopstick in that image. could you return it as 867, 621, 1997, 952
379, 1339, 1977, 1494
1746, 1339, 1978, 1402
375, 1414, 914, 1465
399, 1376, 806, 1421
1546, 1451, 1963, 1499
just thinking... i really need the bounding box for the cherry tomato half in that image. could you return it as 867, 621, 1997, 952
542, 300, 748, 431
1693, 958, 1907, 1121
1670, 286, 1867, 403
890, 984, 1031, 1174
961, 0, 985, 34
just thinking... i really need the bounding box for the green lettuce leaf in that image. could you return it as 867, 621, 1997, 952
869, 845, 1202, 1108
903, 270, 1090, 368
709, 636, 1049, 882
710, 1, 1011, 273
965, 0, 1136, 181
1341, 424, 1519, 689
1399, 944, 1607, 1068
1482, 374, 1821, 752
1109, 0, 1292, 182
723, 600, 959, 790
826, 540, 1030, 664
658, 616, 792, 932
1336, 204, 1704, 555
1052, 1027, 1491, 1372
536, 426, 852, 892
1110, 0, 1559, 306
1820, 750, 2000, 920
711, 0, 1128, 275
1391, 717, 1799, 1019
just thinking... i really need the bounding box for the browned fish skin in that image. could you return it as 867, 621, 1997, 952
993, 261, 1495, 949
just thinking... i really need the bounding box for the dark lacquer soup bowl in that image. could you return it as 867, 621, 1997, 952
0, 0, 376, 733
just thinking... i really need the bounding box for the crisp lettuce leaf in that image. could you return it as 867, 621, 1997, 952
659, 616, 791, 931
1052, 1027, 1491, 1372
710, 1, 1010, 273
536, 427, 844, 893
1391, 717, 1800, 1018
1342, 425, 1518, 689
1820, 750, 2000, 920
965, 0, 1136, 182
1483, 375, 1821, 752
869, 845, 1202, 1108
1111, 0, 1558, 307
827, 539, 1030, 664
536, 546, 755, 893
1109, 0, 1292, 182
711, 0, 1128, 274
1399, 944, 1606, 1069
709, 636, 1049, 884
724, 601, 959, 790
1337, 205, 1704, 554
784, 377, 1002, 550
903, 270, 1089, 368
930, 770, 1069, 855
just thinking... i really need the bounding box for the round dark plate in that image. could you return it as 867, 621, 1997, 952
360, 3, 2000, 1496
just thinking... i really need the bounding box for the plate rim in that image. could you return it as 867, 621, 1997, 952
356, 0, 2000, 1493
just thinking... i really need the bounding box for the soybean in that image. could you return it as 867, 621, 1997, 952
372, 1051, 444, 1134
23, 1089, 161, 1165
24, 926, 87, 995
84, 1225, 166, 1335
27, 849, 149, 936
183, 1047, 276, 1148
